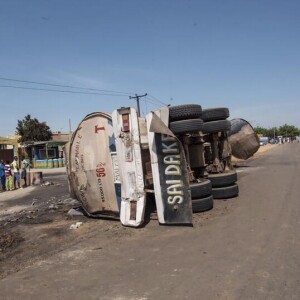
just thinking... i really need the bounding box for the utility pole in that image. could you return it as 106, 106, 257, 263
129, 93, 147, 117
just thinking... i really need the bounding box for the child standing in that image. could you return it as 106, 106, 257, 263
5, 161, 13, 191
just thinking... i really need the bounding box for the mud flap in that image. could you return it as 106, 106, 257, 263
112, 108, 146, 227
146, 108, 193, 225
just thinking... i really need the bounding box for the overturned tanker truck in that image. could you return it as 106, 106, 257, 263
65, 105, 259, 227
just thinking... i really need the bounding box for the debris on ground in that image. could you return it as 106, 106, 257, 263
67, 208, 84, 216
63, 198, 80, 206
70, 222, 83, 229
48, 204, 59, 210
41, 181, 54, 186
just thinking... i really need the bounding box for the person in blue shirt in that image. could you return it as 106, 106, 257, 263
0, 160, 6, 191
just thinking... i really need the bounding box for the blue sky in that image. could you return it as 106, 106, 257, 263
1, 0, 300, 136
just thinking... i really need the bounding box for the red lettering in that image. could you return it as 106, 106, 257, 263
96, 172, 106, 177
95, 125, 105, 133
96, 167, 106, 177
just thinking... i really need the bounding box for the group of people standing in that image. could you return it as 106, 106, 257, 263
0, 156, 29, 192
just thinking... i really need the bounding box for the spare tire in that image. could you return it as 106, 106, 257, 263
202, 120, 231, 134
169, 119, 203, 135
208, 171, 237, 187
169, 104, 202, 122
192, 195, 214, 213
190, 180, 212, 199
202, 108, 229, 122
212, 184, 239, 199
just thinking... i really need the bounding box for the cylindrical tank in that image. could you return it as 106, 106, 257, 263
47, 159, 54, 168
58, 158, 63, 167
43, 159, 48, 169
35, 160, 42, 168
53, 159, 59, 168
228, 118, 260, 160
68, 112, 121, 216
35, 159, 47, 169
64, 142, 77, 199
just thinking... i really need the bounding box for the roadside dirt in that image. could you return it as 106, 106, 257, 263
0, 145, 275, 279
232, 143, 278, 165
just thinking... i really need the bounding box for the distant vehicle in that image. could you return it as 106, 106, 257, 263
269, 138, 278, 144
259, 137, 268, 146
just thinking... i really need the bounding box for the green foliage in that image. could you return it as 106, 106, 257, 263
16, 114, 52, 143
254, 124, 300, 138
278, 124, 300, 137
254, 126, 268, 136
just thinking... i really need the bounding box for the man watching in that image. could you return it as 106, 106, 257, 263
11, 156, 20, 189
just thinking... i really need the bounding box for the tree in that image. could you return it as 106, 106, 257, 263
254, 124, 300, 138
254, 126, 269, 136
16, 114, 52, 143
278, 124, 300, 137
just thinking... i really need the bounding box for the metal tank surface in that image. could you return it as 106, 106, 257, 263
228, 118, 260, 160
64, 141, 76, 199
69, 112, 121, 218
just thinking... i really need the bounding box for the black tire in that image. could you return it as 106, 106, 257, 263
202, 120, 231, 134
169, 119, 203, 135
212, 184, 239, 199
192, 195, 213, 213
201, 108, 229, 122
190, 180, 212, 199
208, 171, 237, 187
169, 104, 202, 122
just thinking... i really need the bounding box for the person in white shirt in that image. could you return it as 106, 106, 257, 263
11, 156, 20, 189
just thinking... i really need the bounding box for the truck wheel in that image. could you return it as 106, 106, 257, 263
169, 104, 202, 122
190, 180, 212, 199
201, 108, 229, 122
192, 195, 213, 213
202, 120, 231, 134
208, 170, 237, 187
170, 119, 203, 135
212, 184, 239, 199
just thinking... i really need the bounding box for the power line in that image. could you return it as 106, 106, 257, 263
0, 76, 132, 95
147, 93, 169, 106
144, 97, 162, 107
0, 85, 127, 97
138, 98, 162, 117
0, 77, 171, 105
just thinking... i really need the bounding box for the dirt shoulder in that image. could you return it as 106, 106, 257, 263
232, 143, 278, 164
0, 168, 238, 279
253, 143, 279, 155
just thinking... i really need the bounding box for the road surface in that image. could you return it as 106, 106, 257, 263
1, 143, 300, 299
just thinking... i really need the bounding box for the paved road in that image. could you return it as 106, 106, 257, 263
1, 143, 300, 300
